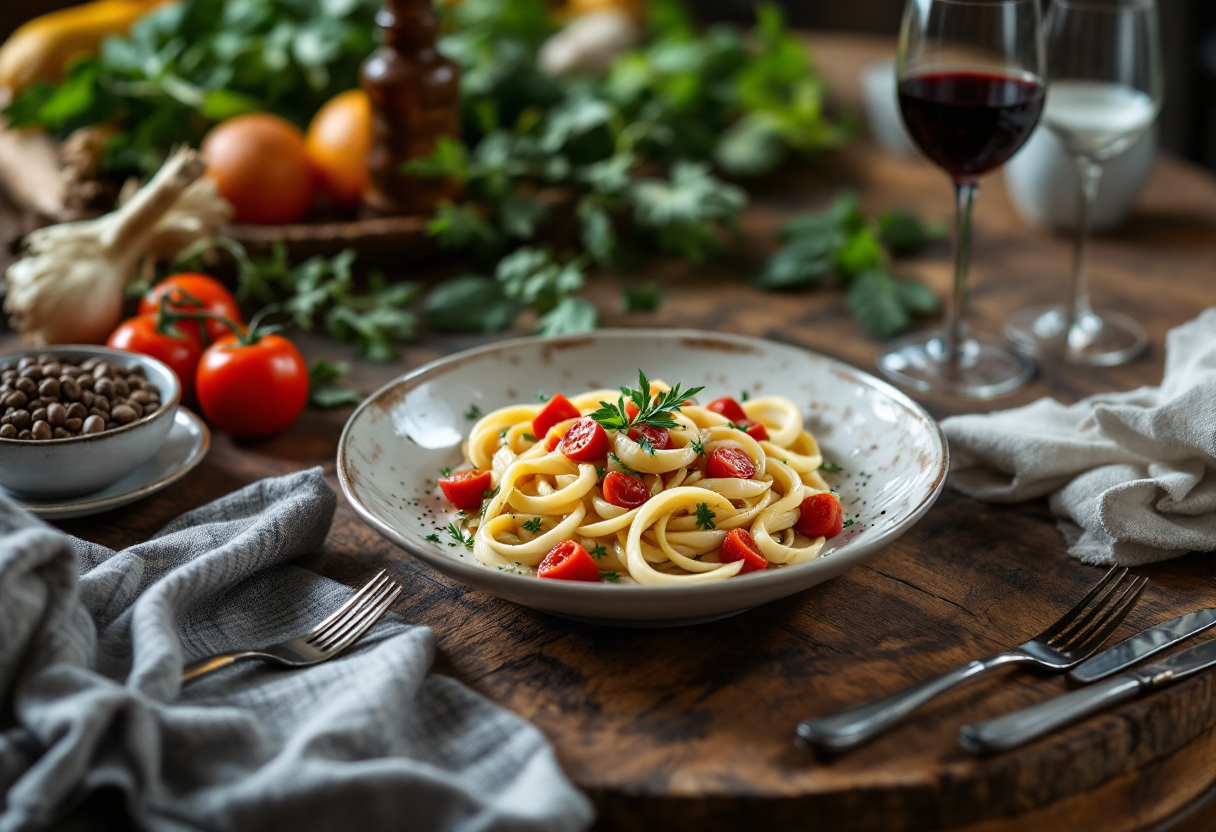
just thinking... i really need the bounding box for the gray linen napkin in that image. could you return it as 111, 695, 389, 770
0, 468, 593, 832
941, 308, 1216, 566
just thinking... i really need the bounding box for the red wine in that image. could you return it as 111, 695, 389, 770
898, 71, 1045, 183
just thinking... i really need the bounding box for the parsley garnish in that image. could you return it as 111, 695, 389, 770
536, 391, 549, 402
499, 429, 508, 439
727, 421, 749, 432
590, 544, 608, 559
440, 466, 453, 477
599, 571, 622, 582
479, 485, 501, 519
819, 461, 843, 473
636, 434, 656, 455
589, 370, 704, 432
740, 390, 750, 401
522, 517, 543, 534
690, 438, 705, 455
695, 502, 717, 530
595, 465, 606, 479
425, 533, 440, 543
842, 519, 855, 528
523, 433, 536, 442
608, 453, 641, 477
445, 523, 474, 549
465, 404, 482, 420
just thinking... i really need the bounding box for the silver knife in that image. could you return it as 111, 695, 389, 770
959, 637, 1216, 755
1068, 607, 1216, 684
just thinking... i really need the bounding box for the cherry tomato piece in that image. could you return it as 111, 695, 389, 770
439, 468, 494, 512
538, 540, 602, 582
559, 416, 610, 461
625, 401, 640, 421
533, 394, 580, 441
795, 493, 845, 538
628, 424, 671, 451
736, 418, 768, 442
707, 397, 747, 422
140, 273, 243, 344
195, 334, 309, 438
603, 471, 649, 509
721, 529, 767, 573
705, 447, 757, 479
106, 314, 201, 395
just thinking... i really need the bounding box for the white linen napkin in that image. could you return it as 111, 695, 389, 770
940, 308, 1216, 566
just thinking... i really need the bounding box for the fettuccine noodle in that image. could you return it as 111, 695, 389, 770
450, 378, 842, 584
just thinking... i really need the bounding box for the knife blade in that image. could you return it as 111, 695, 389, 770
960, 637, 1216, 755
1068, 607, 1216, 684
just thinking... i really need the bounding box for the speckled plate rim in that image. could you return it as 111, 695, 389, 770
16, 409, 211, 519
337, 329, 950, 608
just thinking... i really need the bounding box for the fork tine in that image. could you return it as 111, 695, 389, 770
307, 570, 389, 640
1066, 576, 1149, 658
307, 579, 393, 647
1038, 567, 1127, 643
316, 583, 402, 653
1049, 569, 1131, 647
312, 580, 398, 650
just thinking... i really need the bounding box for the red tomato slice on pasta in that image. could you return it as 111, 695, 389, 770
795, 493, 845, 538
559, 417, 610, 461
705, 447, 756, 479
538, 540, 601, 582
721, 529, 767, 573
707, 397, 747, 422
533, 394, 580, 440
736, 419, 768, 442
603, 472, 649, 508
439, 469, 493, 511
627, 424, 671, 451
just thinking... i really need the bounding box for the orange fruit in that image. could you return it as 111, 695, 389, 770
201, 113, 316, 225
305, 89, 372, 208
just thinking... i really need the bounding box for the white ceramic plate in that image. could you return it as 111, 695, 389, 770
338, 330, 948, 626
10, 409, 210, 519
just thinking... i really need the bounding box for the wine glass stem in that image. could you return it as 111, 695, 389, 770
944, 182, 978, 364
1068, 158, 1103, 325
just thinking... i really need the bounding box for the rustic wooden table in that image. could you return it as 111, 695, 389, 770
3, 33, 1216, 832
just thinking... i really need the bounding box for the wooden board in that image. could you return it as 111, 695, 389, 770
4, 33, 1216, 832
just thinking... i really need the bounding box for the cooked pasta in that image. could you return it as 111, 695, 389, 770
436, 372, 847, 585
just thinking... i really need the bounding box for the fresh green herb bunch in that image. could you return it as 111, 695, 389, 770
6, 0, 381, 175
589, 370, 704, 431
756, 192, 948, 338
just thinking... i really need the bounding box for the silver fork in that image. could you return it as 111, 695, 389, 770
182, 570, 403, 683
796, 567, 1148, 753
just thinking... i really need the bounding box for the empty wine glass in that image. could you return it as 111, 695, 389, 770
1004, 0, 1163, 365
878, 0, 1046, 399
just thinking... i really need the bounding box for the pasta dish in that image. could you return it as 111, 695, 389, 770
435, 371, 847, 585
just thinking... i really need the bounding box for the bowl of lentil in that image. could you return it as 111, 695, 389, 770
0, 345, 181, 499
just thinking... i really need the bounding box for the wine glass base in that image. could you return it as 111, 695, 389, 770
877, 332, 1034, 399
1004, 305, 1147, 366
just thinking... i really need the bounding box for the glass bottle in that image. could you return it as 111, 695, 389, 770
360, 0, 461, 215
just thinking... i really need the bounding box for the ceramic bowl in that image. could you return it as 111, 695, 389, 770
338, 330, 949, 627
0, 345, 181, 499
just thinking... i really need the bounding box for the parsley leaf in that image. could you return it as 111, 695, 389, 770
636, 434, 656, 456
599, 571, 622, 582
695, 502, 717, 530
877, 209, 949, 256
308, 359, 364, 409
607, 453, 641, 477
522, 517, 544, 534
842, 519, 855, 528
819, 461, 842, 473
590, 544, 609, 559
622, 284, 664, 313
690, 438, 705, 455
426, 533, 440, 543
465, 404, 482, 420
445, 523, 474, 549
424, 275, 519, 334
440, 467, 453, 477
590, 370, 705, 431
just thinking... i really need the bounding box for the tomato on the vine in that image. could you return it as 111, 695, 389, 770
195, 332, 309, 438
106, 314, 202, 394
140, 273, 243, 344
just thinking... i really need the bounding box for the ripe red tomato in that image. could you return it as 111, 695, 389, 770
627, 424, 671, 451
106, 314, 202, 395
439, 469, 494, 511
538, 540, 602, 582
195, 333, 308, 438
705, 447, 757, 479
721, 529, 767, 573
140, 273, 243, 345
707, 397, 747, 422
533, 393, 581, 440
602, 471, 649, 508
559, 417, 610, 461
736, 418, 768, 442
795, 493, 845, 538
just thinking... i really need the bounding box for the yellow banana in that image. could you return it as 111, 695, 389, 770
0, 0, 170, 96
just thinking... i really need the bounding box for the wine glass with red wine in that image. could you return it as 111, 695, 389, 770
877, 0, 1046, 398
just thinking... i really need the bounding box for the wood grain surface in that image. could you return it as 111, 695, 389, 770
3, 34, 1216, 832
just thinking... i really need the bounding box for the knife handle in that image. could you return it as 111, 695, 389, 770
958, 675, 1145, 755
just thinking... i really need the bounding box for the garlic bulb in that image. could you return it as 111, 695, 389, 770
539, 9, 640, 77
4, 148, 210, 345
